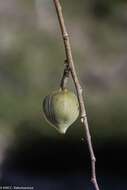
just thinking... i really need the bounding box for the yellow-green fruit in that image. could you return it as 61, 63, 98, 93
43, 89, 79, 134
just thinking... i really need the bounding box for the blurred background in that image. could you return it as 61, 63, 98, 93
0, 0, 127, 189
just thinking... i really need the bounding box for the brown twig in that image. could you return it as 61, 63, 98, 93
53, 0, 100, 190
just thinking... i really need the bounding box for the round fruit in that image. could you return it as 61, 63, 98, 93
43, 89, 79, 134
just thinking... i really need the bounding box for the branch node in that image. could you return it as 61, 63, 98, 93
63, 33, 69, 40
92, 156, 96, 162
81, 113, 87, 122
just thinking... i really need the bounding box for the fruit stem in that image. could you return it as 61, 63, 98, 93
60, 60, 70, 90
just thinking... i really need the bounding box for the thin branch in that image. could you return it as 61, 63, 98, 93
53, 0, 100, 190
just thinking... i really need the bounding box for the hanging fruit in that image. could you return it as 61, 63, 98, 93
43, 88, 79, 134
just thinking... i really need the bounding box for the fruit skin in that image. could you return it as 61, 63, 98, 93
43, 88, 79, 134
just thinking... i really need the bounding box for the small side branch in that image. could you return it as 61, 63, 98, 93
60, 60, 70, 90
53, 0, 100, 190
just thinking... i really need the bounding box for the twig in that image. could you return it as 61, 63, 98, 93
53, 0, 100, 190
60, 60, 70, 90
